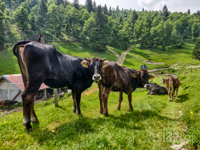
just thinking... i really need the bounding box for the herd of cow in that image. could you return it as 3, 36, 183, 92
12, 40, 180, 130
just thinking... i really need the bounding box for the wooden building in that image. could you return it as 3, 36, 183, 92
0, 74, 52, 102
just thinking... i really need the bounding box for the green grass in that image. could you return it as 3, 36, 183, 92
55, 42, 116, 61
0, 81, 182, 150
0, 43, 200, 149
123, 44, 200, 70
1, 70, 198, 149
0, 48, 20, 75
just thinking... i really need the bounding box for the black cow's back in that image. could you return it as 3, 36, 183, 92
23, 42, 93, 92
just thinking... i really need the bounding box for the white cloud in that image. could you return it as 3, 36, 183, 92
68, 0, 200, 13
137, 0, 200, 13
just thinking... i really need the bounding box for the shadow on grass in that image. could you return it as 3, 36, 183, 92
28, 109, 175, 147
174, 93, 189, 103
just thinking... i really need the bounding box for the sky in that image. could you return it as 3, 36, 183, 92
68, 0, 200, 13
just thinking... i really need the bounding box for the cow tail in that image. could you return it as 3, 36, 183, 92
12, 40, 31, 56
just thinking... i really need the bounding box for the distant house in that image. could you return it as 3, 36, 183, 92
0, 74, 52, 102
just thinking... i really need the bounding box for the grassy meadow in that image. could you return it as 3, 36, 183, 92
0, 43, 200, 149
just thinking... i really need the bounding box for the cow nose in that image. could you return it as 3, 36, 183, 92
92, 74, 101, 81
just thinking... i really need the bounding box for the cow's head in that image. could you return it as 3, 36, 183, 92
81, 57, 109, 82
132, 69, 154, 87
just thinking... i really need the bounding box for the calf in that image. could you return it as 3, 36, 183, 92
13, 40, 94, 130
144, 83, 168, 95
81, 58, 154, 116
165, 76, 180, 101
0, 100, 17, 108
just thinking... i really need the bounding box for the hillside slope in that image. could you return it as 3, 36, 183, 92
0, 44, 200, 149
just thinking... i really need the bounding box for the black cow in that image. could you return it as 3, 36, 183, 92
144, 83, 168, 95
13, 41, 93, 130
81, 58, 154, 116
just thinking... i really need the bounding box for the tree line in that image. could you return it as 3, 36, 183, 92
0, 0, 200, 52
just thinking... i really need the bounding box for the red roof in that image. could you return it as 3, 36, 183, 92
1, 74, 49, 91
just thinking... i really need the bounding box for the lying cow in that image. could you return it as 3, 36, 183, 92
165, 76, 180, 101
13, 40, 94, 130
144, 83, 168, 95
0, 100, 17, 108
81, 58, 154, 116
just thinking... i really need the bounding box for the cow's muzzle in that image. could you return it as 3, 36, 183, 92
92, 74, 102, 81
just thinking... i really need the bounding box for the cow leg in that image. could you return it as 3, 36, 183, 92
128, 92, 133, 111
30, 100, 39, 123
72, 90, 76, 113
22, 81, 42, 130
117, 92, 123, 110
98, 82, 104, 114
74, 92, 82, 115
172, 87, 175, 100
72, 89, 82, 115
176, 87, 178, 96
168, 89, 172, 101
102, 87, 111, 116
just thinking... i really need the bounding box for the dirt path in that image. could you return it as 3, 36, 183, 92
107, 47, 120, 58
117, 45, 133, 65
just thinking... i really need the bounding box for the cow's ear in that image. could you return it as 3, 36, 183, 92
102, 61, 110, 68
81, 60, 89, 68
132, 73, 138, 78
149, 75, 154, 80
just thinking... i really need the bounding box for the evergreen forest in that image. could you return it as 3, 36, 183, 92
0, 0, 200, 52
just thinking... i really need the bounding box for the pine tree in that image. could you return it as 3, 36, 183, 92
0, 3, 5, 48
187, 9, 190, 15
85, 0, 93, 13
193, 37, 200, 60
73, 0, 79, 9
37, 0, 47, 30
14, 5, 29, 32
162, 5, 169, 21
29, 12, 37, 31
116, 5, 120, 13
131, 10, 138, 28
108, 6, 112, 16
142, 7, 144, 11
93, 1, 96, 12
90, 6, 108, 52
55, 0, 64, 5
103, 4, 108, 15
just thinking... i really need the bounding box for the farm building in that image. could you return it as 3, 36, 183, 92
0, 74, 53, 102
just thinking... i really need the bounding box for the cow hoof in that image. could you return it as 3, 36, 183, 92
104, 113, 109, 117
117, 108, 120, 110
24, 123, 32, 131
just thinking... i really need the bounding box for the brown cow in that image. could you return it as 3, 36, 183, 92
165, 76, 180, 101
81, 58, 154, 116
